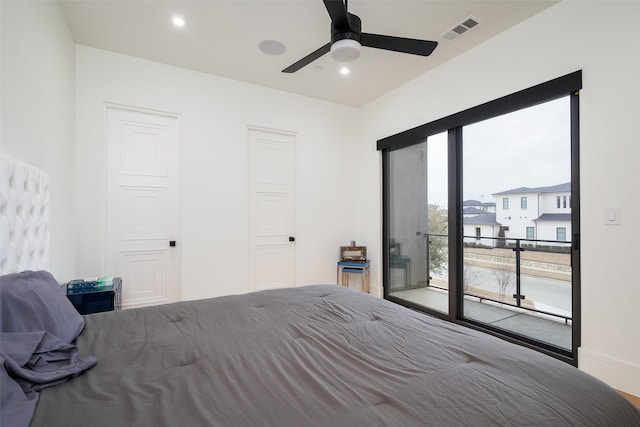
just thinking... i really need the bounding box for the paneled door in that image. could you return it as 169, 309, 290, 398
248, 127, 296, 292
106, 105, 180, 309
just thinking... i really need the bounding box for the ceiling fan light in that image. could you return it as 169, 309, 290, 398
330, 39, 361, 62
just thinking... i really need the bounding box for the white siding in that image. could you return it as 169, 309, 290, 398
537, 221, 572, 244
495, 192, 541, 242
463, 224, 498, 248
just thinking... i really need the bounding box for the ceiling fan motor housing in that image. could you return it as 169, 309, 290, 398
331, 12, 362, 44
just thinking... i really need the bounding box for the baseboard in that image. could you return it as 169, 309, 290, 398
579, 347, 640, 397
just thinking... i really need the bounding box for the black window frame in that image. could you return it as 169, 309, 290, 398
379, 70, 582, 366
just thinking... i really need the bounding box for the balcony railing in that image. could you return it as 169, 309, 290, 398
422, 233, 572, 324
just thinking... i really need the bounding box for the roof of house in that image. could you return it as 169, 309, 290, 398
463, 200, 495, 207
463, 213, 501, 226
534, 213, 572, 222
463, 207, 486, 215
493, 182, 571, 196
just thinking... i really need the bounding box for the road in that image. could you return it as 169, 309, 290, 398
464, 265, 572, 315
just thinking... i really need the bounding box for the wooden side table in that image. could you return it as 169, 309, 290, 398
337, 260, 371, 294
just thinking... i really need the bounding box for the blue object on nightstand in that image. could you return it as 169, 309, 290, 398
337, 260, 371, 293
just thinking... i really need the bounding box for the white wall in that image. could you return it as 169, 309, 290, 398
0, 1, 76, 281
360, 1, 640, 395
75, 46, 361, 300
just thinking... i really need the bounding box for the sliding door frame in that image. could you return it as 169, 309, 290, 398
380, 71, 582, 365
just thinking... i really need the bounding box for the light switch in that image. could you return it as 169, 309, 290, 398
604, 208, 620, 225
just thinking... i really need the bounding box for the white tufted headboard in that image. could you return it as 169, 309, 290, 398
0, 154, 51, 275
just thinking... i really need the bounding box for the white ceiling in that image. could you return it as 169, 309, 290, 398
59, 0, 558, 107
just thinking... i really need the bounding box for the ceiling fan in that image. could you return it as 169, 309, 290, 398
282, 0, 438, 73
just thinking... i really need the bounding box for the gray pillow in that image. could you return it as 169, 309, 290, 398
0, 270, 84, 343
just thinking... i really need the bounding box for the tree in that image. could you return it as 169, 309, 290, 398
426, 205, 448, 276
492, 257, 514, 302
463, 263, 479, 293
496, 226, 506, 248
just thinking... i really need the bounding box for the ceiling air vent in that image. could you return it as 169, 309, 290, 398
440, 16, 481, 41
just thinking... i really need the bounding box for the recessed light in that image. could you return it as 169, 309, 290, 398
258, 40, 286, 56
172, 16, 185, 27
340, 67, 350, 75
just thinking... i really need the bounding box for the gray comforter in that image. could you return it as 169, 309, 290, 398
31, 285, 640, 426
0, 271, 97, 427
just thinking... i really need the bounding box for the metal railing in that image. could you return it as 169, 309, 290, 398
420, 233, 572, 324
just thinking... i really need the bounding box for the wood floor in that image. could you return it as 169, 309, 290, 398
618, 390, 640, 409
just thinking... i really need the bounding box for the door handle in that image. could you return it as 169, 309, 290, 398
169, 240, 176, 247
289, 236, 295, 242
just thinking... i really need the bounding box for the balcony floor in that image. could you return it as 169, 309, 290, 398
390, 287, 571, 350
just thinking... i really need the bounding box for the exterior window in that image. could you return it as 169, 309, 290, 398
381, 72, 581, 365
526, 227, 535, 240
557, 227, 567, 241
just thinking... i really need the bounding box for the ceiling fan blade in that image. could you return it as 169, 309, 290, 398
282, 43, 331, 73
323, 0, 350, 30
361, 33, 438, 56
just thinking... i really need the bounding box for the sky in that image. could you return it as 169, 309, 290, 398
426, 96, 571, 207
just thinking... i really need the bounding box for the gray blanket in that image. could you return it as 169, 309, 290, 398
0, 271, 97, 427
30, 285, 640, 426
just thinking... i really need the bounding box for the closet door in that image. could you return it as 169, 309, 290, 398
106, 105, 181, 309
247, 127, 296, 292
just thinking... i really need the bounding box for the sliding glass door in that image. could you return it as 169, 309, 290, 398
388, 133, 448, 314
381, 72, 581, 364
462, 97, 573, 351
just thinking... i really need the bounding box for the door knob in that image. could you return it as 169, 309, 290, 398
169, 241, 176, 247
289, 236, 295, 242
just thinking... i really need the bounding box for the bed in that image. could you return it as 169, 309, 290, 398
2, 155, 640, 427
2, 278, 639, 427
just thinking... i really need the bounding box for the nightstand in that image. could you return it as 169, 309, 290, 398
337, 260, 370, 294
65, 277, 122, 315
